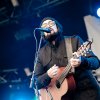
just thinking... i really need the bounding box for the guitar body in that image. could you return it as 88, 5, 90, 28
39, 67, 76, 100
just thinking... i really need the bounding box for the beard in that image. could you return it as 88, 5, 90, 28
46, 33, 59, 43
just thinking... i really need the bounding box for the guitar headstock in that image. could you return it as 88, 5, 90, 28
74, 40, 93, 58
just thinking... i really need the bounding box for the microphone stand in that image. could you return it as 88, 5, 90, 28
30, 34, 43, 100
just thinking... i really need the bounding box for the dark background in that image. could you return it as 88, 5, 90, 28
0, 0, 99, 100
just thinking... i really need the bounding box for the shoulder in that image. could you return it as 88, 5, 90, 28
64, 35, 84, 51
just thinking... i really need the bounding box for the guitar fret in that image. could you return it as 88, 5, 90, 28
57, 63, 72, 84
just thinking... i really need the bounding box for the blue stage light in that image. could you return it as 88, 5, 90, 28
33, 96, 38, 100
97, 8, 100, 17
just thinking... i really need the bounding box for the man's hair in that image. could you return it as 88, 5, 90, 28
40, 17, 63, 33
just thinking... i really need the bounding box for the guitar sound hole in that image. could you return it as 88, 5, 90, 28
56, 80, 61, 88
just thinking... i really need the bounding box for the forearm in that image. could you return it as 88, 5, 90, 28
80, 56, 100, 70
34, 73, 51, 90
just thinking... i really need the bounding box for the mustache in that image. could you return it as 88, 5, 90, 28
47, 33, 59, 42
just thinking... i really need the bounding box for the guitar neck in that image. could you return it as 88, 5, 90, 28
61, 63, 72, 78
56, 62, 72, 87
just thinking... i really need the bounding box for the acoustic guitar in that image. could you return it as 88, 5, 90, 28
39, 40, 92, 100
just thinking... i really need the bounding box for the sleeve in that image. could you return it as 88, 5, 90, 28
76, 35, 100, 70
33, 50, 51, 90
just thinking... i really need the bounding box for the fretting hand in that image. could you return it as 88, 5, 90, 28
70, 52, 81, 68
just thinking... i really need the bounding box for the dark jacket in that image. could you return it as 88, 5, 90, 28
34, 35, 100, 100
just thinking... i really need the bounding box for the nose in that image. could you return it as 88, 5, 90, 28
46, 24, 50, 28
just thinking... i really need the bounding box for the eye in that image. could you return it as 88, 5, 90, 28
41, 23, 47, 28
49, 21, 55, 27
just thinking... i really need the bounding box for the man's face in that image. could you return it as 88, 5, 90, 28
41, 19, 58, 38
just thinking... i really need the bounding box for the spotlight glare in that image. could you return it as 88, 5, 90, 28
97, 8, 100, 17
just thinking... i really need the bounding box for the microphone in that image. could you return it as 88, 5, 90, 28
36, 28, 51, 33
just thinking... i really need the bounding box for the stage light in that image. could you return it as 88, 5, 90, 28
9, 91, 33, 100
97, 8, 100, 17
33, 96, 38, 100
11, 0, 19, 7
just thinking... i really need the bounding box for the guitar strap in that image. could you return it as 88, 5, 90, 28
64, 36, 75, 73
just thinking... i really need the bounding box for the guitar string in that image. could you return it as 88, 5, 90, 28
57, 63, 72, 84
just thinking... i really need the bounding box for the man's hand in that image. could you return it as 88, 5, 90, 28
47, 64, 58, 78
70, 52, 81, 68
70, 57, 81, 68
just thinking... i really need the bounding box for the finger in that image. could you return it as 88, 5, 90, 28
52, 68, 58, 73
52, 68, 58, 75
52, 71, 58, 76
52, 64, 58, 69
71, 57, 81, 61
